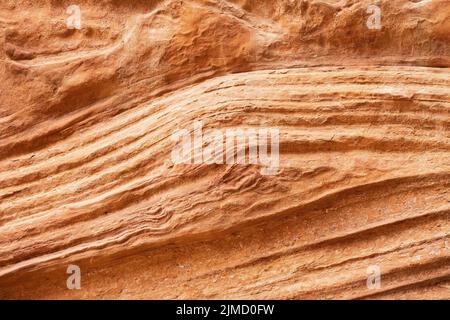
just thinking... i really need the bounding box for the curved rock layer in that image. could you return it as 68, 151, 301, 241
0, 0, 449, 299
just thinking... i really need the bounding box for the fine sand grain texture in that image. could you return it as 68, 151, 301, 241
0, 0, 449, 299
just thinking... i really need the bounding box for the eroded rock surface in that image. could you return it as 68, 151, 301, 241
0, 0, 449, 299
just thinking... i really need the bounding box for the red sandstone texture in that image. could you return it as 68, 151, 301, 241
0, 0, 449, 299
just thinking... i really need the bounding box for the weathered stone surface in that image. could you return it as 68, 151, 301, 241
0, 0, 449, 299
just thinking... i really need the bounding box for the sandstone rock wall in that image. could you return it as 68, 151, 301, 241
0, 0, 449, 299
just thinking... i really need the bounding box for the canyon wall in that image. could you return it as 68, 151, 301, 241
0, 0, 449, 299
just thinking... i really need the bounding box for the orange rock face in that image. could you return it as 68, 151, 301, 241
0, 0, 449, 299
